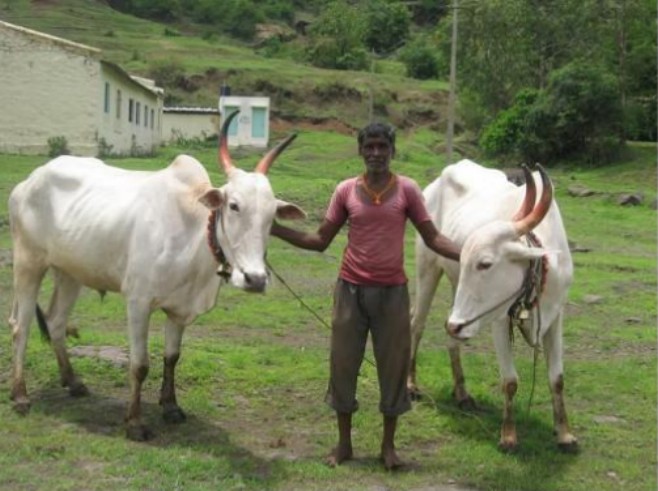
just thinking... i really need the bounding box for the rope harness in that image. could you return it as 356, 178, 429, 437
206, 210, 232, 281
505, 231, 548, 412
506, 232, 547, 348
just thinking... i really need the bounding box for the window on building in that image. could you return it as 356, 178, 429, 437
150, 109, 154, 129
136, 102, 141, 125
144, 105, 148, 127
116, 90, 122, 119
129, 99, 134, 122
104, 82, 110, 113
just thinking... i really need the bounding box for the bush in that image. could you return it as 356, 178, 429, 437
47, 136, 70, 158
97, 138, 114, 158
148, 59, 185, 88
306, 1, 369, 71
480, 88, 539, 156
306, 37, 369, 70
481, 62, 625, 165
399, 38, 439, 80
363, 0, 411, 55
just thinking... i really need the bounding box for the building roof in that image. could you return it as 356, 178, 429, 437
163, 107, 219, 114
0, 19, 101, 57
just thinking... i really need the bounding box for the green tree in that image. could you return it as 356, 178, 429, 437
481, 62, 624, 164
305, 0, 369, 70
446, 0, 655, 146
399, 35, 440, 80
363, 0, 411, 55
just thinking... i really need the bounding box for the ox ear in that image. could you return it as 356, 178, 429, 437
199, 188, 225, 210
275, 199, 307, 220
503, 241, 551, 262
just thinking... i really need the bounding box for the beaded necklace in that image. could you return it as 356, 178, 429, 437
360, 172, 397, 205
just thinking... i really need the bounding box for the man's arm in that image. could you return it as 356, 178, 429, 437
415, 220, 461, 262
271, 218, 342, 252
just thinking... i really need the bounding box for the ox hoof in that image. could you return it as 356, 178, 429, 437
162, 406, 187, 425
407, 387, 423, 402
68, 382, 90, 398
12, 398, 31, 416
456, 395, 477, 411
126, 424, 154, 442
557, 439, 579, 454
498, 440, 518, 454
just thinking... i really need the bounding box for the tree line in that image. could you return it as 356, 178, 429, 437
109, 0, 656, 165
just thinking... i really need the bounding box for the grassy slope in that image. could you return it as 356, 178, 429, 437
0, 0, 448, 129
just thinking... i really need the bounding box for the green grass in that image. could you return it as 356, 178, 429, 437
0, 135, 654, 491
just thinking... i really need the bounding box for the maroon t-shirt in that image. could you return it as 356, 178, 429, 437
325, 175, 431, 286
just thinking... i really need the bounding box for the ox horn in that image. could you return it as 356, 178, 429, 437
254, 133, 298, 174
513, 163, 553, 236
218, 110, 240, 173
511, 164, 536, 221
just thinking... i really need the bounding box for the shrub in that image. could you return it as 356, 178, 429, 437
399, 38, 439, 80
47, 136, 70, 158
98, 138, 114, 158
480, 88, 539, 156
148, 59, 185, 88
480, 62, 625, 165
306, 37, 369, 70
363, 0, 411, 55
306, 0, 368, 71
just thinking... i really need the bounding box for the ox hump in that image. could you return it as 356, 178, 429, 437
169, 155, 212, 188
442, 159, 510, 196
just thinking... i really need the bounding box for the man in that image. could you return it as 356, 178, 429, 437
271, 122, 460, 470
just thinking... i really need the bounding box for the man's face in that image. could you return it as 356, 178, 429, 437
359, 135, 394, 175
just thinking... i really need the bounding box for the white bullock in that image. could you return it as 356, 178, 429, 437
409, 159, 578, 451
8, 111, 305, 440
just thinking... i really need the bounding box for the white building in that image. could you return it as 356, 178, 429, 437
162, 107, 220, 143
0, 20, 163, 156
219, 96, 270, 148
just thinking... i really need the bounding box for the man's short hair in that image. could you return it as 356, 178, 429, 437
358, 122, 396, 150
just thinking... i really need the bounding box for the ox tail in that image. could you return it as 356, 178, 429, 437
35, 304, 51, 342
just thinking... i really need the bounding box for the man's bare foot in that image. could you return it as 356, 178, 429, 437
325, 444, 353, 467
380, 447, 404, 470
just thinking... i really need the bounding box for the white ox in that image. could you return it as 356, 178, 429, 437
8, 111, 305, 440
409, 159, 578, 452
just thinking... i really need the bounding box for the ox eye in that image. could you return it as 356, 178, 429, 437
476, 260, 492, 271
229, 203, 240, 212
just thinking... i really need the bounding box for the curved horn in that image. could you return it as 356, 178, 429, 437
254, 133, 298, 174
511, 164, 536, 221
514, 163, 553, 236
219, 110, 240, 174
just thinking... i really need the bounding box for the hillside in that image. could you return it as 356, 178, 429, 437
0, 0, 452, 139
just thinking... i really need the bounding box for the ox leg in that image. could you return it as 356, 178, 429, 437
159, 315, 187, 424
492, 322, 519, 452
46, 269, 88, 397
408, 260, 443, 400
9, 260, 47, 414
125, 300, 152, 441
447, 338, 475, 410
543, 314, 578, 452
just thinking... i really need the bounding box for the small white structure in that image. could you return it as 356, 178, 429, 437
162, 107, 220, 143
219, 96, 270, 148
0, 20, 163, 156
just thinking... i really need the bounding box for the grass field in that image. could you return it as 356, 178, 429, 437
0, 132, 655, 491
